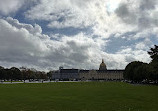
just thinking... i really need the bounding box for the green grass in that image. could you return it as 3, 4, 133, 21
0, 82, 158, 111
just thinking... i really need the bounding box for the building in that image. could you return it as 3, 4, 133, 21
52, 59, 124, 81
52, 67, 79, 80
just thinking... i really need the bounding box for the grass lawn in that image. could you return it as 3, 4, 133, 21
0, 82, 158, 111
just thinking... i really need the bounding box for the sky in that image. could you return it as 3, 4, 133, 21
0, 0, 158, 71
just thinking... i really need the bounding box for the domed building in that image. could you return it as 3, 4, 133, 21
52, 59, 124, 81
99, 59, 107, 70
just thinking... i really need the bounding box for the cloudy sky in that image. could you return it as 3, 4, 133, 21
0, 0, 157, 71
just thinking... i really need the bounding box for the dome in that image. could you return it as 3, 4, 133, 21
99, 59, 107, 70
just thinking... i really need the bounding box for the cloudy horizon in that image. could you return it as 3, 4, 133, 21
0, 0, 157, 71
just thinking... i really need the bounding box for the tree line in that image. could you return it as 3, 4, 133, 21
0, 67, 52, 83
124, 45, 158, 84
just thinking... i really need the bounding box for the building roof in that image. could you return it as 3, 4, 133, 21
60, 69, 79, 73
79, 70, 89, 73
96, 70, 124, 73
79, 69, 124, 73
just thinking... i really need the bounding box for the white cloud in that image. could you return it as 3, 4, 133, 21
0, 0, 25, 15
117, 47, 151, 64
0, 18, 102, 70
1, 17, 147, 71
6, 17, 42, 35
0, 18, 50, 70
24, 0, 158, 40
0, 0, 38, 15
1, 0, 158, 70
25, 0, 138, 40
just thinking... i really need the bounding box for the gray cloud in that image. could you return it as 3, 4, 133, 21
115, 0, 158, 30
115, 3, 137, 25
139, 0, 157, 10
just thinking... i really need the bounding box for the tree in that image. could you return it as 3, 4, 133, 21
47, 71, 52, 81
20, 67, 29, 83
133, 63, 149, 82
0, 66, 4, 82
26, 69, 35, 82
3, 69, 12, 81
148, 45, 158, 62
39, 71, 47, 83
124, 61, 149, 82
29, 70, 36, 81
10, 67, 22, 81
148, 45, 158, 81
21, 69, 28, 83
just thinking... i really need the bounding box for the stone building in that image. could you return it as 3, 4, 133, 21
79, 59, 124, 80
79, 70, 124, 80
52, 59, 124, 81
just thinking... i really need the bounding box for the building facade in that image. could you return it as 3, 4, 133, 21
52, 60, 124, 81
79, 70, 124, 80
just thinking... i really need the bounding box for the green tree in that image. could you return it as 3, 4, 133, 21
133, 63, 149, 82
0, 66, 4, 82
26, 69, 35, 82
148, 45, 158, 62
21, 70, 28, 83
148, 45, 158, 81
10, 67, 22, 81
20, 67, 29, 83
3, 69, 11, 81
124, 61, 149, 82
47, 71, 52, 81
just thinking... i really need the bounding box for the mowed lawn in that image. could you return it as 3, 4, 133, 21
0, 82, 158, 111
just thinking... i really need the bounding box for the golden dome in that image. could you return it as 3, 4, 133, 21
99, 59, 107, 70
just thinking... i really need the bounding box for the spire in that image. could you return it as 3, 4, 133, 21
102, 59, 104, 63
99, 59, 107, 70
